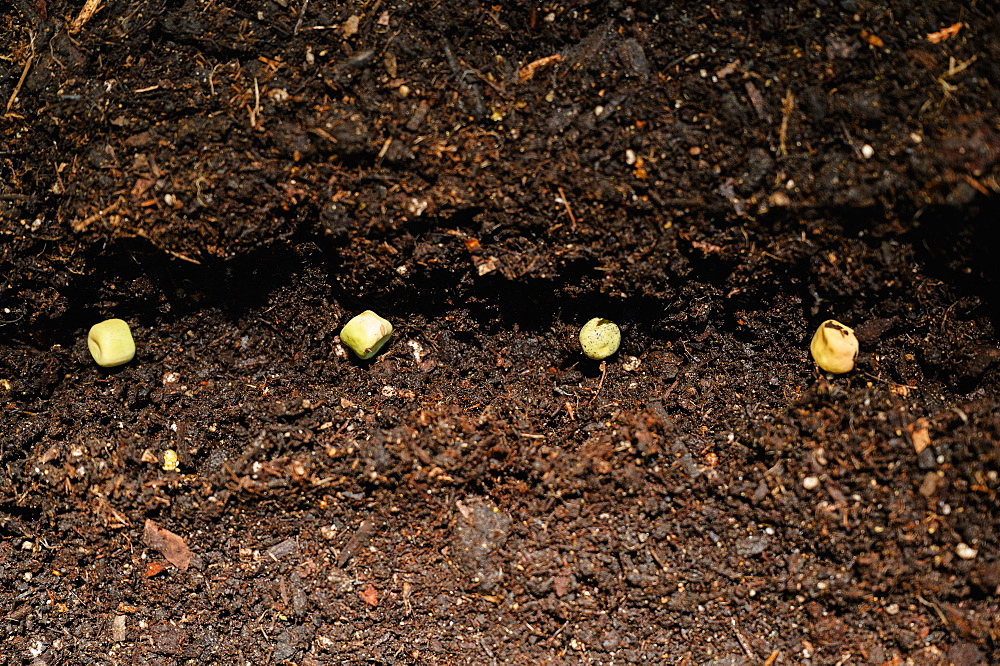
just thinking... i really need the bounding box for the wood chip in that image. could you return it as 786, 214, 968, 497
111, 614, 127, 642
69, 0, 104, 34
337, 519, 375, 568
691, 240, 724, 254
744, 81, 770, 122
908, 418, 931, 454
341, 15, 361, 38
860, 29, 884, 48
927, 23, 963, 44
142, 519, 197, 571
144, 560, 170, 578
358, 583, 379, 607
519, 54, 562, 81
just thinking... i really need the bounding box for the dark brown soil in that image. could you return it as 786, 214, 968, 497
2, 1, 999, 664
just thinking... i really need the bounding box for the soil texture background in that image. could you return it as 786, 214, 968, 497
1, 1, 999, 664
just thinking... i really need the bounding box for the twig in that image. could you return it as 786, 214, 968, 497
661, 374, 682, 402
479, 636, 496, 662
730, 617, 755, 658
249, 77, 261, 129
861, 370, 919, 395
441, 39, 485, 117
4, 42, 35, 117
519, 53, 562, 81
293, 0, 310, 35
557, 187, 577, 230
208, 63, 224, 96
778, 88, 794, 157
917, 595, 950, 628
69, 0, 104, 34
588, 361, 608, 406
71, 198, 121, 232
133, 229, 203, 264
546, 620, 570, 646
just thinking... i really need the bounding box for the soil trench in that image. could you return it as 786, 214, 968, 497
1, 1, 999, 664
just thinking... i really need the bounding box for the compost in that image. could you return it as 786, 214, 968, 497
2, 1, 999, 664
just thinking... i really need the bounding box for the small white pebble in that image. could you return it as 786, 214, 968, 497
956, 542, 978, 560
621, 355, 641, 372
398, 84, 410, 98
594, 105, 604, 117
803, 476, 820, 490
407, 339, 427, 362
861, 144, 875, 159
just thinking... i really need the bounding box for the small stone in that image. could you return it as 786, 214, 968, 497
621, 355, 641, 372
803, 476, 820, 490
111, 615, 127, 642
947, 642, 983, 666
917, 446, 937, 469
918, 472, 939, 497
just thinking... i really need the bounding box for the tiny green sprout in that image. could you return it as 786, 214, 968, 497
88, 318, 136, 367
810, 319, 858, 374
341, 310, 393, 359
579, 318, 621, 360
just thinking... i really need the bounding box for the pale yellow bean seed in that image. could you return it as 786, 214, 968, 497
87, 318, 136, 367
579, 318, 621, 360
341, 310, 393, 359
810, 319, 858, 374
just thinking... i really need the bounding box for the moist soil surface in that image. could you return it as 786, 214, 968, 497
2, 1, 1000, 664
